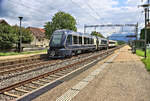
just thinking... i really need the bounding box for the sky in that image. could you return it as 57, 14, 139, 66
0, 0, 148, 37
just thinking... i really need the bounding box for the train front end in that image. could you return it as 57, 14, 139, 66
47, 30, 71, 58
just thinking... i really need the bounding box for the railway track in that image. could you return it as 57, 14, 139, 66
0, 46, 122, 101
0, 54, 47, 67
0, 50, 105, 89
0, 51, 97, 81
0, 49, 106, 91
0, 60, 60, 75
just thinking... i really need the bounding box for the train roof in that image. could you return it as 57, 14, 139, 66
109, 40, 117, 42
55, 29, 96, 38
97, 37, 107, 41
55, 29, 107, 39
54, 29, 73, 33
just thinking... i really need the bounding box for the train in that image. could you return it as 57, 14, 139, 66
47, 29, 117, 58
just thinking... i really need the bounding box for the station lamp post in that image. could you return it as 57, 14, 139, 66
144, 8, 148, 58
18, 16, 23, 52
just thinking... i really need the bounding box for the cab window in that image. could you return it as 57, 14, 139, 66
66, 35, 72, 45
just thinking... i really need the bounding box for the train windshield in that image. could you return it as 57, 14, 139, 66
51, 32, 63, 45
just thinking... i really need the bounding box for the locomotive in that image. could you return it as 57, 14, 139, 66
47, 29, 117, 58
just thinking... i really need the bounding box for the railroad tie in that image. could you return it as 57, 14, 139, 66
15, 88, 30, 93
24, 85, 37, 89
55, 73, 65, 76
32, 81, 44, 86
59, 71, 70, 74
49, 75, 60, 78
44, 77, 55, 80
4, 92, 21, 98
39, 79, 50, 83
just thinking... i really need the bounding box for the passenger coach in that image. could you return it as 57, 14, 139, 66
108, 40, 117, 48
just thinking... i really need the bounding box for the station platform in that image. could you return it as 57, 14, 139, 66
0, 52, 46, 61
32, 46, 150, 101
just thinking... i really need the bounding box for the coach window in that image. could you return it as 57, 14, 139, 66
87, 38, 89, 44
102, 40, 107, 44
79, 36, 82, 44
90, 38, 92, 44
84, 37, 86, 44
88, 38, 90, 44
66, 35, 72, 45
73, 36, 78, 44
91, 38, 93, 44
109, 42, 115, 44
89, 38, 91, 44
85, 38, 87, 44
92, 39, 94, 44
101, 40, 104, 44
87, 38, 90, 44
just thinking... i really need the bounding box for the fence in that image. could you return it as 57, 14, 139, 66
129, 40, 145, 53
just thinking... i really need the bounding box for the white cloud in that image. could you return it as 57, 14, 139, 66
0, 0, 145, 36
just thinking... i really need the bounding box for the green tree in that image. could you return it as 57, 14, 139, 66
12, 26, 33, 43
44, 22, 54, 39
0, 24, 33, 50
91, 31, 105, 38
117, 40, 125, 45
44, 11, 77, 38
140, 28, 150, 43
0, 24, 17, 49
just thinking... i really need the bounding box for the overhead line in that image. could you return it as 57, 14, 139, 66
86, 2, 101, 19
7, 0, 54, 17
70, 0, 100, 22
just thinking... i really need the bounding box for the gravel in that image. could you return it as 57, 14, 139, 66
0, 49, 114, 101
0, 51, 103, 89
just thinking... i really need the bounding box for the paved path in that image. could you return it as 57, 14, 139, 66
33, 46, 150, 101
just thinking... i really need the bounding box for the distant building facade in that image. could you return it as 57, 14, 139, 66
27, 27, 49, 47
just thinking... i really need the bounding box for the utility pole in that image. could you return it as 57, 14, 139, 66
148, 0, 150, 23
135, 22, 138, 41
139, 0, 150, 58
145, 8, 147, 58
94, 26, 97, 32
84, 25, 86, 34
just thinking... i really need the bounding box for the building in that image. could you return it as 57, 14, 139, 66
0, 19, 9, 25
0, 19, 49, 48
27, 27, 49, 47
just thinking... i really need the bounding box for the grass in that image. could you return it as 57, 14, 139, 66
136, 49, 150, 71
136, 49, 145, 57
0, 49, 47, 56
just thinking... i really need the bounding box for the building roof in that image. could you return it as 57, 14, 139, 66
27, 27, 46, 39
0, 19, 9, 25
